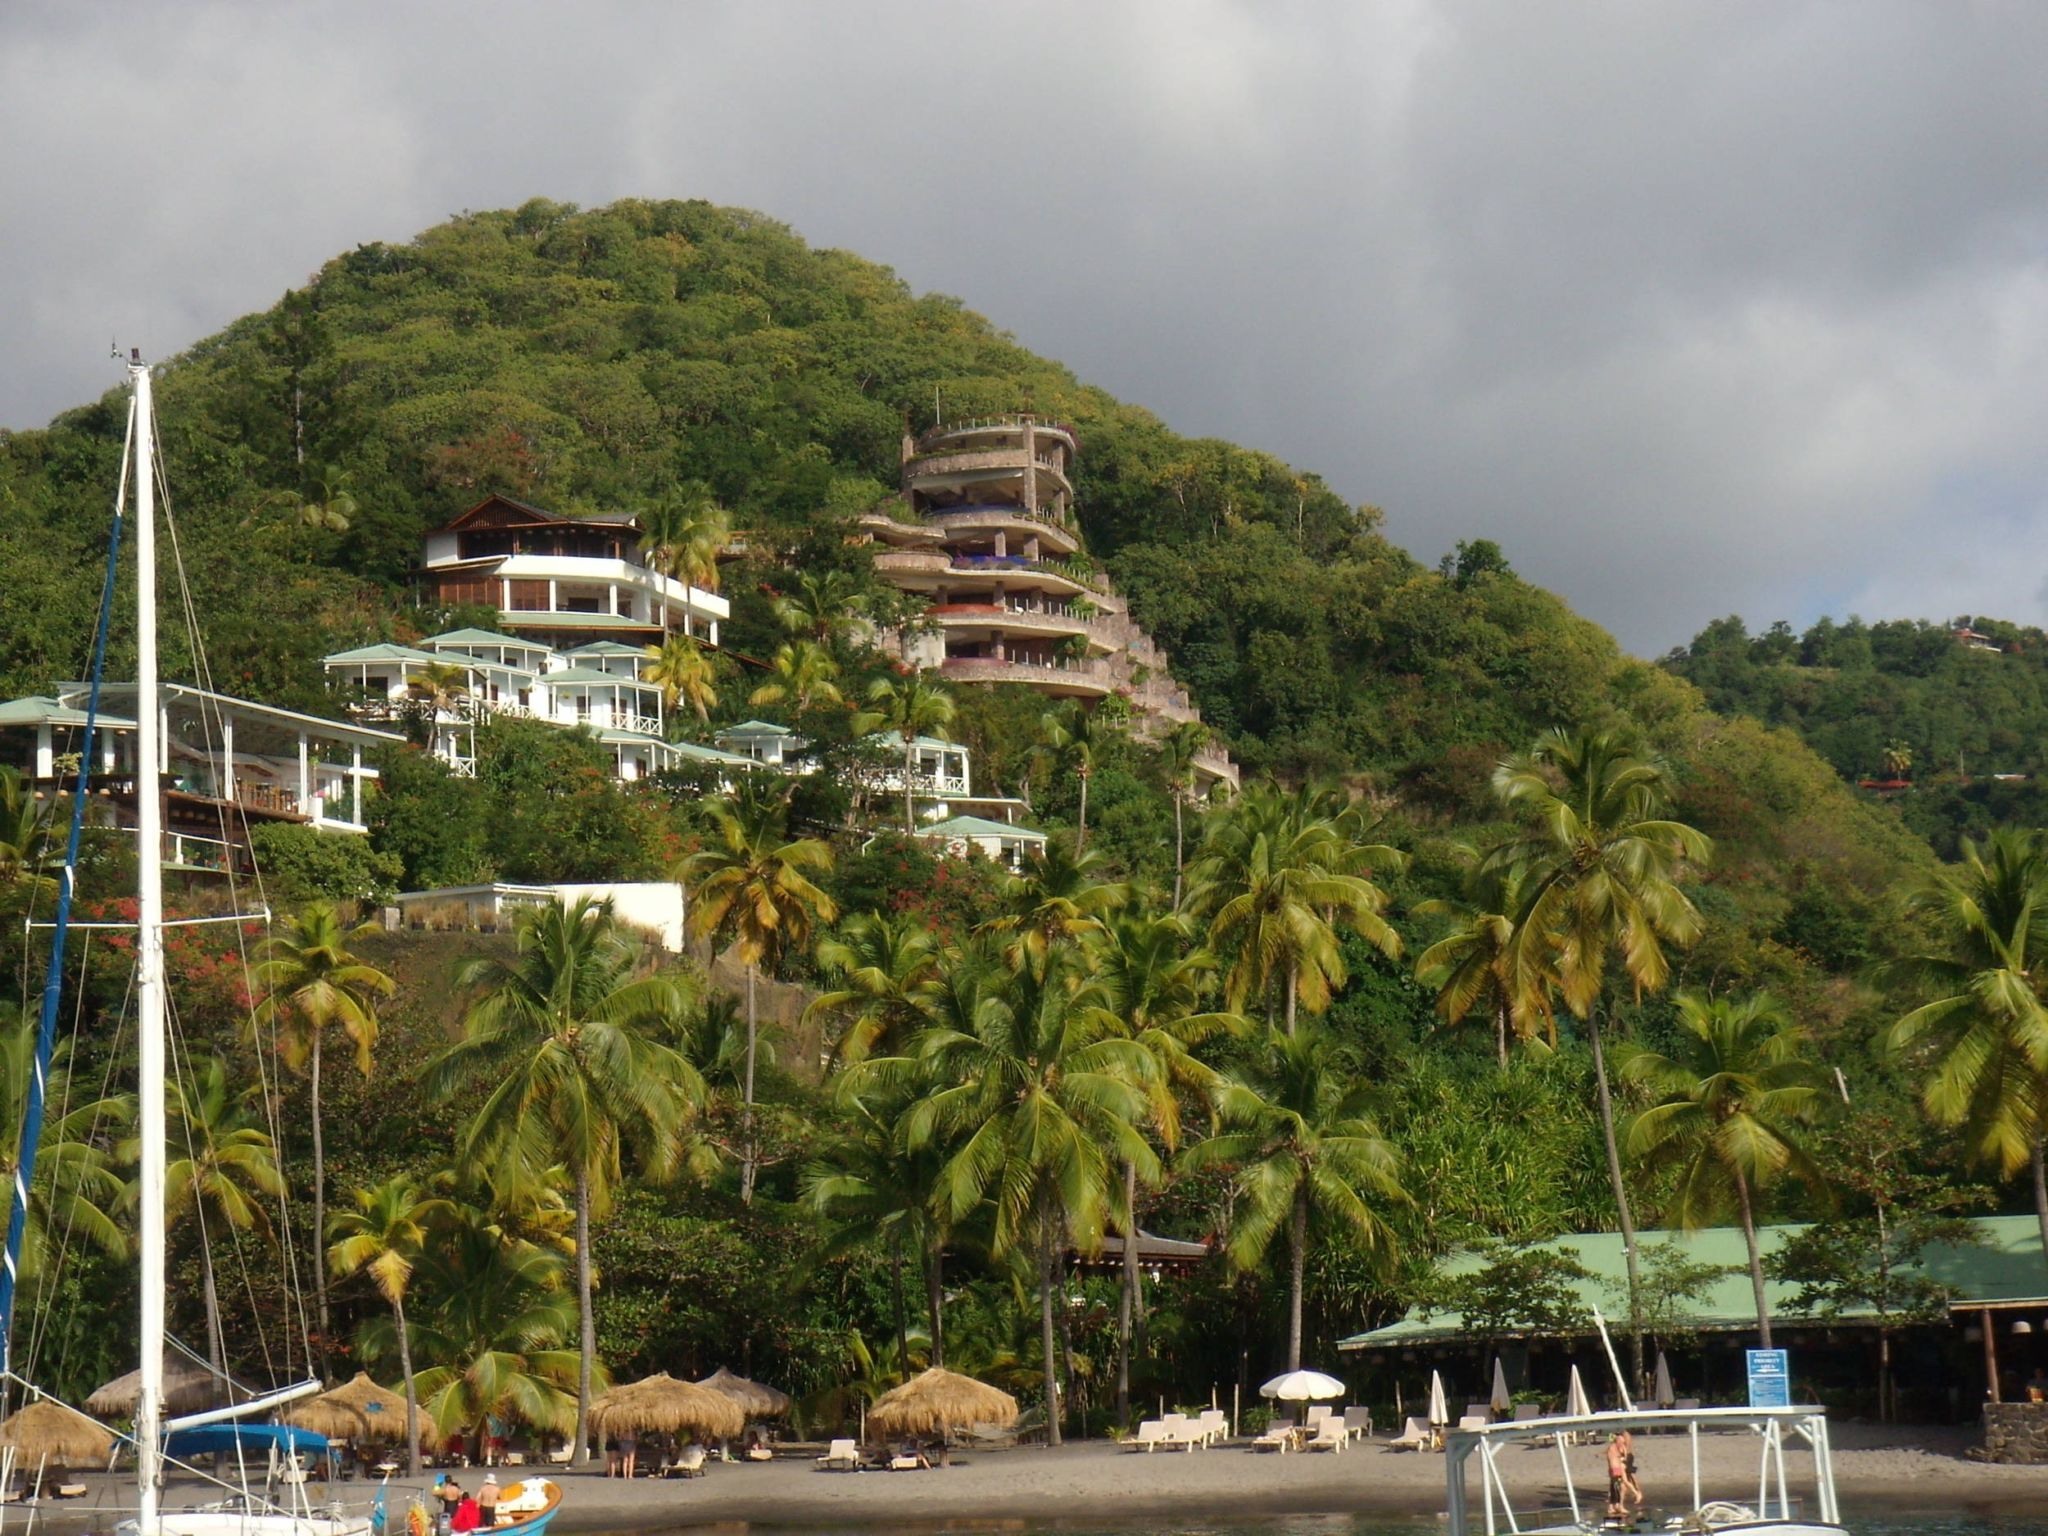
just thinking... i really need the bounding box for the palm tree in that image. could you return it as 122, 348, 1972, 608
980, 839, 1130, 970
808, 912, 945, 1069
265, 464, 357, 532
805, 1086, 953, 1375
638, 483, 729, 594
1186, 782, 1404, 1033
1035, 702, 1109, 853
368, 1202, 586, 1458
907, 948, 1160, 1445
0, 766, 58, 911
854, 675, 957, 834
1083, 912, 1241, 1424
642, 634, 719, 726
328, 1176, 454, 1475
1158, 722, 1210, 908
408, 661, 471, 718
425, 897, 701, 1468
749, 640, 843, 716
1414, 848, 1553, 1067
1622, 991, 1828, 1346
1184, 1026, 1405, 1371
771, 569, 866, 646
132, 1056, 286, 1385
1884, 829, 2048, 1267
1490, 728, 1712, 1384
0, 1010, 130, 1280
254, 900, 395, 1371
679, 792, 837, 1202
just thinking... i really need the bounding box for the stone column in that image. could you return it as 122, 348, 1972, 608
1022, 420, 1039, 514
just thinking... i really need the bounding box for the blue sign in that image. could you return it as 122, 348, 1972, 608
1746, 1348, 1790, 1408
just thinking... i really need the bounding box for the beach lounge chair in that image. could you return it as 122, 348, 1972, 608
52, 1484, 87, 1500
1675, 1398, 1701, 1411
1456, 1414, 1489, 1433
1250, 1424, 1293, 1453
1158, 1412, 1202, 1451
1339, 1407, 1372, 1442
1305, 1405, 1331, 1428
1512, 1404, 1542, 1424
816, 1439, 859, 1471
1197, 1409, 1228, 1444
669, 1446, 707, 1479
1387, 1416, 1432, 1451
1305, 1418, 1346, 1453
1125, 1420, 1169, 1452
1463, 1403, 1492, 1424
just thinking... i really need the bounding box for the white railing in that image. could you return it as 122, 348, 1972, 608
617, 713, 664, 737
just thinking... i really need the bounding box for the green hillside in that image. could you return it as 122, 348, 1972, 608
2, 200, 2020, 1418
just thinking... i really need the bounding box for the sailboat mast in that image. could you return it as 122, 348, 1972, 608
132, 360, 166, 1536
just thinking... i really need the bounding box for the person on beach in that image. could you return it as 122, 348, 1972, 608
476, 1475, 499, 1526
1604, 1434, 1626, 1519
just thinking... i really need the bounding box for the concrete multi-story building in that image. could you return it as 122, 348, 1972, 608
862, 416, 1238, 789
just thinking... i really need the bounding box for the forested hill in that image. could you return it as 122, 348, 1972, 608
0, 198, 1933, 969
1663, 613, 2048, 855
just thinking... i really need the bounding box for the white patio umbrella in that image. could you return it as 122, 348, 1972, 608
1566, 1364, 1593, 1418
1490, 1357, 1512, 1415
1260, 1368, 1347, 1427
1427, 1369, 1450, 1427
1653, 1350, 1676, 1409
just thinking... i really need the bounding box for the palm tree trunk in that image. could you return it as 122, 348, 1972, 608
1076, 768, 1089, 854
924, 1241, 945, 1369
1038, 1203, 1063, 1447
394, 1291, 421, 1477
1172, 791, 1185, 910
1287, 1185, 1308, 1372
1734, 1167, 1771, 1347
1586, 1012, 1646, 1389
1056, 1249, 1081, 1426
891, 1229, 910, 1381
741, 964, 758, 1205
200, 1237, 226, 1389
1117, 1157, 1138, 1427
572, 1164, 595, 1469
310, 1029, 329, 1381
1496, 1000, 1509, 1069
2032, 1138, 2048, 1285
1285, 964, 1299, 1037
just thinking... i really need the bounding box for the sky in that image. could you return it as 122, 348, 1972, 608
5, 1, 2047, 656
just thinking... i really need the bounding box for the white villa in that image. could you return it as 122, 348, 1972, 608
0, 683, 402, 875
416, 495, 728, 648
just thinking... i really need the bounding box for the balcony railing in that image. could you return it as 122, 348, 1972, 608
616, 713, 665, 738
941, 655, 1110, 689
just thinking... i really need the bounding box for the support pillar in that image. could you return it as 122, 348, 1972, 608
1022, 420, 1039, 514
1983, 1308, 2002, 1404
34, 724, 53, 780
220, 715, 234, 807
297, 733, 311, 817
351, 746, 363, 827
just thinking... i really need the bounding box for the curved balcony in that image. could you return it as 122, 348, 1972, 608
923, 505, 1080, 555
926, 602, 1112, 651
916, 417, 1079, 457
940, 655, 1112, 698
874, 550, 1101, 599
903, 448, 1073, 499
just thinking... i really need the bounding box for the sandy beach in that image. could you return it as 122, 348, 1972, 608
37, 1422, 2045, 1530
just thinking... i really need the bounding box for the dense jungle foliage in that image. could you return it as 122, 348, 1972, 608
0, 199, 2035, 1437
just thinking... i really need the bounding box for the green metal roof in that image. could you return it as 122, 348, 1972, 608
427, 628, 550, 651
0, 695, 135, 729
1338, 1216, 2048, 1349
323, 643, 442, 666
919, 815, 1046, 841
563, 641, 648, 658
544, 665, 655, 687
718, 719, 799, 739
664, 740, 761, 767
866, 730, 962, 752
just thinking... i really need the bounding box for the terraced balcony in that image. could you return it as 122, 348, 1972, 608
939, 655, 1112, 697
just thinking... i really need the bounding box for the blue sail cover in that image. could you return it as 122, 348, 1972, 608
164, 1423, 331, 1459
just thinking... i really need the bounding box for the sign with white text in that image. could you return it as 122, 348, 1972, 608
1746, 1348, 1790, 1408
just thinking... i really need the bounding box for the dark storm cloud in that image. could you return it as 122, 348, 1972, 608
5, 1, 2045, 653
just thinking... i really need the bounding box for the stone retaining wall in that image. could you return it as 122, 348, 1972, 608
1981, 1401, 2048, 1463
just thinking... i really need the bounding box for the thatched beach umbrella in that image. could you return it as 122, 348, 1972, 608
86, 1355, 217, 1418
284, 1373, 409, 1443
0, 1400, 115, 1466
588, 1374, 744, 1443
867, 1368, 1018, 1440
696, 1367, 790, 1419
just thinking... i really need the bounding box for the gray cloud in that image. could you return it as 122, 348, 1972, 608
5, 0, 2046, 654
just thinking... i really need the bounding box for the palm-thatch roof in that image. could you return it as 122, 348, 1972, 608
588, 1374, 744, 1441
0, 1400, 115, 1466
85, 1356, 219, 1418
283, 1373, 410, 1443
695, 1367, 790, 1418
867, 1368, 1018, 1438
